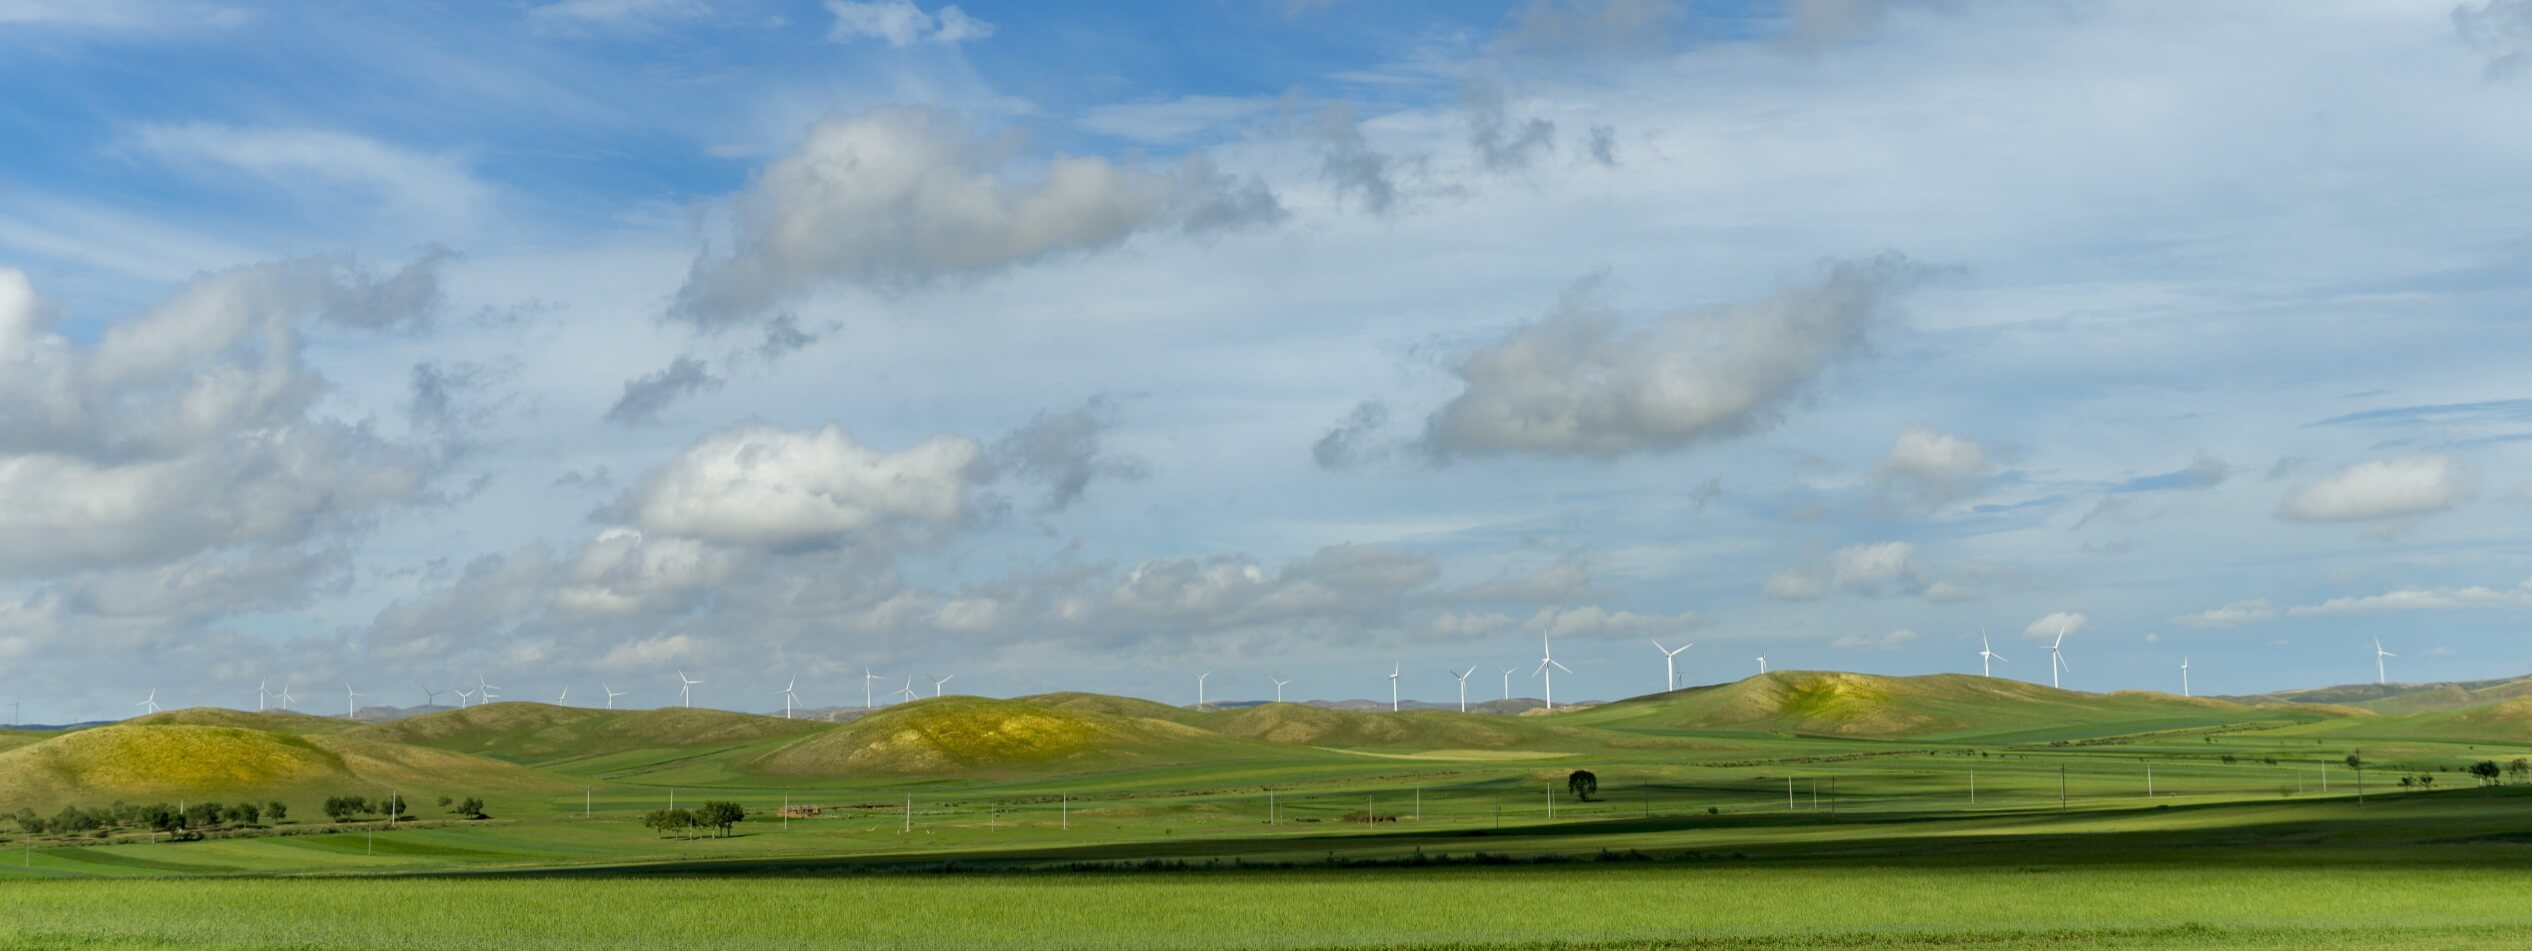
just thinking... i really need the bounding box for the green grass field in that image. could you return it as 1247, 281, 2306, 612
5, 670, 2530, 949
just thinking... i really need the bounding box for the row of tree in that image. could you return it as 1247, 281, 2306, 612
642, 802, 746, 838
11, 800, 287, 836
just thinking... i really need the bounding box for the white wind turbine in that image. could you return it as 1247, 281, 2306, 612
2180, 657, 2191, 698
895, 675, 918, 704
423, 685, 445, 708
1196, 672, 1210, 711
136, 688, 160, 716
2046, 621, 2072, 689
344, 684, 362, 718
929, 674, 954, 698
1387, 662, 1400, 712
455, 687, 475, 708
476, 673, 501, 705
276, 683, 295, 711
603, 683, 626, 709
554, 686, 570, 706
1756, 652, 1769, 675
864, 667, 885, 708
1269, 676, 1290, 703
1500, 667, 1517, 701
1449, 667, 1475, 713
1651, 640, 1691, 692
778, 676, 799, 719
2374, 638, 2395, 685
1978, 631, 2006, 678
257, 678, 269, 712
676, 669, 700, 708
1532, 631, 1573, 711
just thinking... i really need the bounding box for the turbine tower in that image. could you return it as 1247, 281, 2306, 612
476, 673, 500, 705
929, 674, 954, 698
2047, 621, 2072, 689
778, 676, 799, 719
257, 678, 269, 712
135, 688, 160, 716
455, 687, 475, 708
863, 667, 885, 709
2180, 657, 2191, 698
344, 684, 361, 718
676, 669, 700, 708
1532, 631, 1572, 711
1756, 653, 1769, 675
422, 684, 445, 708
603, 683, 626, 709
1500, 667, 1516, 701
1269, 676, 1290, 703
2374, 638, 2395, 685
1387, 662, 1400, 712
895, 675, 917, 704
1651, 640, 1691, 692
554, 686, 570, 706
1449, 667, 1474, 713
1196, 672, 1210, 711
1978, 631, 2006, 677
276, 683, 295, 711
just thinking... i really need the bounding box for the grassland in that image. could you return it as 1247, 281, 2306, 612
4, 669, 2530, 949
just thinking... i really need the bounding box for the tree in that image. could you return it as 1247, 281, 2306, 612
2418, 774, 2435, 790
323, 796, 370, 822
185, 801, 225, 829
265, 801, 287, 822
2470, 761, 2503, 787
380, 794, 407, 822
642, 808, 695, 838
2510, 759, 2529, 785
139, 804, 180, 834
1567, 770, 1598, 802
695, 801, 746, 837
2343, 753, 2363, 772
454, 797, 488, 820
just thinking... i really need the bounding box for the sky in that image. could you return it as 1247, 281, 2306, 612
4, 0, 2532, 722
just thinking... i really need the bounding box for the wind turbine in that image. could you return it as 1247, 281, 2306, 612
676, 670, 700, 708
1532, 631, 1572, 711
257, 678, 269, 712
864, 667, 885, 708
1269, 676, 1290, 703
422, 685, 445, 708
1196, 672, 1210, 711
1449, 667, 1474, 713
1978, 631, 2006, 678
554, 686, 570, 706
276, 683, 295, 711
2047, 621, 2071, 689
476, 673, 501, 705
1651, 640, 1691, 692
603, 683, 626, 709
135, 688, 160, 716
929, 674, 954, 698
776, 676, 799, 718
895, 675, 917, 704
1756, 652, 1769, 675
455, 687, 475, 708
1500, 667, 1516, 701
344, 684, 362, 718
2180, 657, 2191, 698
2374, 638, 2395, 685
1387, 662, 1400, 713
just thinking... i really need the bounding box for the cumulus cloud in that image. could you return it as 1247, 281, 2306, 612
1309, 103, 1403, 215
1761, 569, 1823, 600
621, 424, 982, 549
1831, 628, 1916, 650
2279, 455, 2469, 522
2172, 598, 2275, 628
1312, 400, 1393, 469
825, 0, 991, 47
1828, 541, 1920, 593
1420, 255, 1925, 459
0, 258, 451, 580
1875, 425, 1991, 511
1525, 605, 1696, 641
985, 396, 1151, 511
605, 356, 722, 425
1465, 83, 1557, 172
2285, 579, 2532, 617
673, 108, 1280, 325
2023, 611, 2087, 641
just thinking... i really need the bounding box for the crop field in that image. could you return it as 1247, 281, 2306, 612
5, 672, 2531, 948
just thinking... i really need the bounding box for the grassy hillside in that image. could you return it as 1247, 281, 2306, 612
0, 719, 571, 808
350, 702, 827, 767
1567, 671, 2319, 740
1195, 703, 1550, 749
126, 708, 366, 736
749, 696, 1298, 777
1013, 691, 1208, 725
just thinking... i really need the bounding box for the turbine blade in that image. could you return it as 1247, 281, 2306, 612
1551, 659, 1573, 673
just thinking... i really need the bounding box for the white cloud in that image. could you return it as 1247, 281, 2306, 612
2285, 579, 2532, 617
1876, 425, 1991, 511
623, 424, 982, 549
2172, 599, 2276, 628
1525, 605, 1697, 641
2023, 611, 2087, 641
1831, 628, 1916, 650
1421, 256, 1925, 459
673, 108, 1280, 325
1828, 541, 1919, 592
126, 124, 490, 226
1762, 569, 1823, 601
1427, 611, 1517, 638
825, 0, 991, 47
2279, 455, 2468, 522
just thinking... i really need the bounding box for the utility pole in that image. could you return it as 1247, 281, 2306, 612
1970, 770, 1976, 805
782, 795, 789, 831
1269, 790, 1276, 826
1546, 781, 1554, 819
1415, 786, 1421, 822
903, 795, 911, 833
1787, 776, 1794, 810
2146, 766, 2153, 798
2059, 766, 2068, 811
585, 787, 591, 818
1061, 793, 1068, 831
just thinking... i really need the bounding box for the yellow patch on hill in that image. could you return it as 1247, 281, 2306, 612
0, 724, 339, 799
751, 697, 1218, 777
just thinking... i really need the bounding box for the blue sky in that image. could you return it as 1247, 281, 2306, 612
5, 0, 2532, 720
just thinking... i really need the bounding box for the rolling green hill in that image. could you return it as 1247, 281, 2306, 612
0, 717, 572, 808
349, 702, 828, 767
1565, 671, 2324, 740
748, 695, 1304, 777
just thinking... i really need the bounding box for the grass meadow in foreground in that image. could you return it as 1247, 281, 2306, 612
5, 864, 2531, 951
